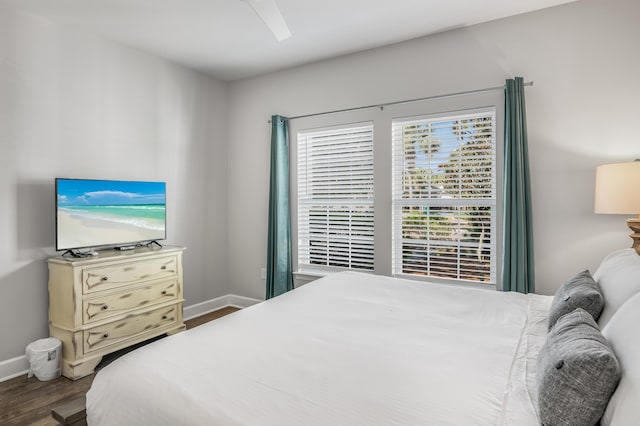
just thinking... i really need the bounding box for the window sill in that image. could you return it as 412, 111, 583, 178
293, 270, 327, 279
392, 273, 497, 291
294, 268, 375, 279
293, 269, 372, 287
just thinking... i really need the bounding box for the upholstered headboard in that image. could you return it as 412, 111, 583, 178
593, 249, 640, 425
592, 249, 640, 328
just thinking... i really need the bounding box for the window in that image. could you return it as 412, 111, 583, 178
293, 96, 501, 288
297, 123, 375, 272
392, 109, 497, 284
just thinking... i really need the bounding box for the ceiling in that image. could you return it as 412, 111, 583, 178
2, 0, 578, 81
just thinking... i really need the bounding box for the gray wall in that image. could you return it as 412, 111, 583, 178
227, 0, 640, 300
0, 8, 229, 362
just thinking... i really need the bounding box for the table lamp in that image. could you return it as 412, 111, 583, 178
594, 160, 640, 255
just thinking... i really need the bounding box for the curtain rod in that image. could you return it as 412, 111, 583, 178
268, 81, 533, 123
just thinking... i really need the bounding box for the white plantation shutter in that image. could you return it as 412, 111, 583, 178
392, 109, 497, 284
298, 123, 374, 272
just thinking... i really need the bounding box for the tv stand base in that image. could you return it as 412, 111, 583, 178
61, 249, 98, 258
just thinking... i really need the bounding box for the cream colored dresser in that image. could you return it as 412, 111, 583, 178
48, 246, 186, 379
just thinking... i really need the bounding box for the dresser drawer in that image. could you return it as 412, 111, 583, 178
84, 304, 178, 354
82, 256, 178, 294
82, 280, 179, 324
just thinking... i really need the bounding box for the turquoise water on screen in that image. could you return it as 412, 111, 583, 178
61, 204, 165, 231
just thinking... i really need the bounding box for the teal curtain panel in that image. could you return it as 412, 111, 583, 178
501, 77, 535, 293
266, 115, 294, 299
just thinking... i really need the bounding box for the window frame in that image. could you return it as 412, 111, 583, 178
290, 91, 504, 290
391, 107, 498, 286
296, 121, 375, 274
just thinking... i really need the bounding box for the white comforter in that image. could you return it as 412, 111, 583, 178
87, 272, 551, 425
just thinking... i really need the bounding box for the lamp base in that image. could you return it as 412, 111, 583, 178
628, 217, 640, 256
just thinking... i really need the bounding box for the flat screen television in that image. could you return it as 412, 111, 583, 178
56, 178, 166, 252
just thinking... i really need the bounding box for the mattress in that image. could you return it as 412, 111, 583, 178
86, 272, 552, 425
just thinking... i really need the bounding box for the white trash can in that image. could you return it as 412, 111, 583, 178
25, 337, 62, 381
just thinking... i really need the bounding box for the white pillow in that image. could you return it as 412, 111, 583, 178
600, 291, 640, 426
592, 248, 640, 328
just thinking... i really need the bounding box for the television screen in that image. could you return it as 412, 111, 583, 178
56, 178, 166, 251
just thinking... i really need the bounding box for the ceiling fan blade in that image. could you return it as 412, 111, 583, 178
246, 0, 292, 41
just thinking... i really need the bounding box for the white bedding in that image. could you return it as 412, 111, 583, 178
87, 272, 551, 425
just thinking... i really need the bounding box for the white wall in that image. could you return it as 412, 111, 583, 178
0, 8, 229, 362
227, 0, 640, 299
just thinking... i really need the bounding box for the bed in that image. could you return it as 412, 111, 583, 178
86, 249, 640, 425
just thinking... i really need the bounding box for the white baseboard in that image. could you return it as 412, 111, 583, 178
0, 355, 29, 383
227, 294, 263, 309
0, 294, 263, 383
183, 294, 262, 320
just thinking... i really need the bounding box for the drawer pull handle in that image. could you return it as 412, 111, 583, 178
161, 290, 167, 296
160, 266, 167, 270
102, 333, 109, 338
161, 315, 168, 320
102, 305, 109, 311
101, 276, 108, 281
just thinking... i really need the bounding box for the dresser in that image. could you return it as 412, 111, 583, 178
48, 246, 186, 379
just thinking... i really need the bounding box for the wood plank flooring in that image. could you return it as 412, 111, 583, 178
0, 306, 240, 426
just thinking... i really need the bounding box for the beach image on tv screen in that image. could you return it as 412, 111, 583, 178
56, 179, 166, 250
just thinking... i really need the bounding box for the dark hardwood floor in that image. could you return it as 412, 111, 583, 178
0, 306, 240, 426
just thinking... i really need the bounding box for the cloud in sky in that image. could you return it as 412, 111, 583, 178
85, 190, 139, 199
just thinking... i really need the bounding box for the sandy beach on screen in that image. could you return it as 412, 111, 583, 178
57, 210, 158, 249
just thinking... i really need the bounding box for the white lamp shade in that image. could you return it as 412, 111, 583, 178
594, 161, 640, 214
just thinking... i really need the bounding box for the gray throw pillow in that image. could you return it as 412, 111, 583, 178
537, 309, 621, 426
548, 270, 604, 330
